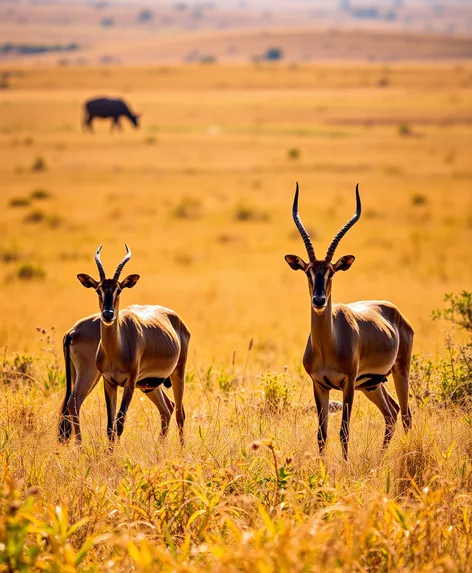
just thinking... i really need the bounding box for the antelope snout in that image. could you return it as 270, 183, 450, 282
312, 295, 326, 309
102, 309, 115, 323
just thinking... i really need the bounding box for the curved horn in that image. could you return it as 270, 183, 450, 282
292, 182, 316, 262
325, 184, 362, 262
113, 244, 131, 280
94, 244, 106, 281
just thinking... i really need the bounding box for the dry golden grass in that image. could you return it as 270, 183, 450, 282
0, 63, 471, 571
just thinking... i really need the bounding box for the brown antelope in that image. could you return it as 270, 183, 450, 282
285, 183, 413, 459
58, 245, 190, 444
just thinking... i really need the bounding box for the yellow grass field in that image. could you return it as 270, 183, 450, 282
0, 63, 471, 571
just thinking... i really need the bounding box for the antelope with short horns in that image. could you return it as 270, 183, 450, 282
285, 183, 413, 459
58, 245, 190, 444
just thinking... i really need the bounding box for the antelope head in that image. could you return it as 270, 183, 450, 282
285, 183, 361, 314
77, 245, 140, 325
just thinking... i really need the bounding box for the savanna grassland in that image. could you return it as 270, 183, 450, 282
0, 63, 471, 571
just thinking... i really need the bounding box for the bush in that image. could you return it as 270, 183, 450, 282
0, 353, 36, 385
260, 372, 292, 413
411, 292, 472, 406
0, 247, 19, 263
171, 196, 202, 219
31, 156, 46, 171
287, 147, 300, 160
411, 193, 427, 206
234, 201, 269, 222
9, 197, 30, 208
30, 189, 51, 200
432, 291, 472, 333
0, 71, 9, 89
17, 263, 45, 281
24, 210, 45, 224
398, 122, 412, 136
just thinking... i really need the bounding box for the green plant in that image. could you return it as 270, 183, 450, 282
0, 474, 103, 571
0, 353, 37, 385
432, 291, 472, 332
260, 372, 292, 413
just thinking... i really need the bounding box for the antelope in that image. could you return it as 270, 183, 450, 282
285, 183, 413, 459
58, 245, 190, 445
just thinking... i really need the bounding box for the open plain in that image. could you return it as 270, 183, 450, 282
0, 62, 471, 571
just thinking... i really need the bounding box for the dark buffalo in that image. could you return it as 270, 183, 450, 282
83, 97, 141, 132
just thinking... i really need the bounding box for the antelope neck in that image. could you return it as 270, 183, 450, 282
310, 295, 334, 353
99, 308, 123, 359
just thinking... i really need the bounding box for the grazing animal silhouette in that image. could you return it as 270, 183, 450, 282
83, 97, 141, 132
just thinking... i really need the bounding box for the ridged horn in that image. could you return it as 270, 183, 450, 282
325, 184, 361, 263
292, 182, 316, 262
113, 244, 131, 280
94, 244, 106, 281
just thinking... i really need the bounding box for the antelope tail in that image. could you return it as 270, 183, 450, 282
58, 333, 73, 442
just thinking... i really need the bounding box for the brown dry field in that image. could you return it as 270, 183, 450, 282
0, 62, 471, 571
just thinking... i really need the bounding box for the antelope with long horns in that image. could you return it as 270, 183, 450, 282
285, 183, 413, 459
59, 245, 190, 444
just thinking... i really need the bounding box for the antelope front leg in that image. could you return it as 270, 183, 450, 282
313, 380, 330, 455
340, 378, 355, 460
115, 374, 137, 438
104, 379, 118, 444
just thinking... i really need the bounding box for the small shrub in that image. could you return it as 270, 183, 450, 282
260, 372, 292, 413
1, 353, 37, 385
31, 156, 46, 171
378, 76, 390, 87
144, 135, 157, 145
174, 252, 194, 266
0, 71, 10, 89
17, 263, 45, 280
9, 196, 30, 208
0, 247, 20, 263
432, 291, 472, 333
24, 210, 45, 224
171, 196, 202, 220
411, 193, 427, 206
234, 201, 269, 222
46, 214, 62, 228
287, 147, 300, 160
30, 188, 51, 200
398, 122, 412, 136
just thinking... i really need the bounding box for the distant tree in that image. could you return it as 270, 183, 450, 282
264, 47, 284, 61
101, 17, 114, 27
138, 9, 153, 23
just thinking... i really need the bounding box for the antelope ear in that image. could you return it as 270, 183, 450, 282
285, 254, 308, 271
120, 274, 140, 289
77, 274, 98, 289
333, 255, 355, 272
